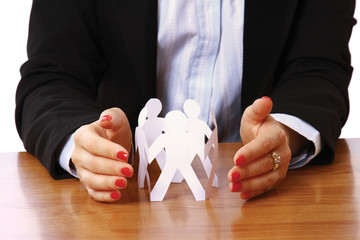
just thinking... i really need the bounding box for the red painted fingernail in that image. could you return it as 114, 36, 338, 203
100, 115, 112, 122
111, 192, 120, 200
115, 179, 126, 188
235, 155, 246, 166
261, 96, 271, 101
121, 167, 132, 177
231, 171, 241, 182
232, 182, 242, 192
117, 151, 128, 161
242, 192, 251, 199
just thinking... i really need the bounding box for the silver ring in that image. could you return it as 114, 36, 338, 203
271, 152, 281, 170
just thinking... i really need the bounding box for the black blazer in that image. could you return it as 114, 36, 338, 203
16, 0, 356, 179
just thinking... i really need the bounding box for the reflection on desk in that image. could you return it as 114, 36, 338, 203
1, 139, 359, 239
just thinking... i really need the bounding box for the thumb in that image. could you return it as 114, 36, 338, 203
240, 97, 273, 142
99, 107, 129, 130
242, 97, 273, 125
99, 107, 132, 152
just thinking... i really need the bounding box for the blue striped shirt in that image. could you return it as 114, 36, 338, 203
156, 0, 245, 142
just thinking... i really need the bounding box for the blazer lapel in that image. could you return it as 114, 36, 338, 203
109, 0, 158, 81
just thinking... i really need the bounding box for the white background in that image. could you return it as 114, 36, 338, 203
0, 2, 359, 152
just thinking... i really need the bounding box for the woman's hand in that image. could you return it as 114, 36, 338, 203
71, 108, 133, 202
228, 97, 308, 200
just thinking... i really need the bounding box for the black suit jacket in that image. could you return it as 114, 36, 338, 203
16, 0, 356, 179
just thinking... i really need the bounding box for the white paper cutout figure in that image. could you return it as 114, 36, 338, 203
135, 107, 151, 190
136, 99, 165, 189
204, 108, 219, 198
183, 99, 218, 187
148, 110, 205, 201
136, 99, 183, 189
135, 98, 218, 201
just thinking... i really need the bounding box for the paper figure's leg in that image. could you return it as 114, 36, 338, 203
145, 168, 151, 191
209, 147, 219, 187
136, 128, 149, 189
138, 147, 151, 190
138, 151, 147, 189
179, 164, 205, 201
150, 165, 177, 201
156, 150, 166, 170
203, 156, 218, 187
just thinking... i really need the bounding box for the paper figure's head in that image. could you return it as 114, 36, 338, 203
165, 110, 187, 130
138, 107, 148, 127
183, 99, 200, 119
145, 98, 162, 118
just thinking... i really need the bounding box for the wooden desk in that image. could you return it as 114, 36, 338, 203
1, 139, 359, 239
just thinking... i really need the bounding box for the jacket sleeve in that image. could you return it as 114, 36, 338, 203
271, 0, 356, 164
15, 0, 105, 179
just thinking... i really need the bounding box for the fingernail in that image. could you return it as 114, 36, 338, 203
111, 192, 120, 200
121, 167, 132, 177
232, 182, 242, 192
261, 96, 271, 101
100, 115, 112, 122
231, 171, 241, 182
235, 155, 246, 166
117, 151, 128, 161
115, 179, 126, 188
241, 192, 251, 199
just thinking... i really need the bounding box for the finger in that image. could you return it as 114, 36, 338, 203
86, 188, 122, 202
229, 169, 279, 193
73, 146, 133, 177
240, 191, 263, 200
237, 163, 286, 194
230, 144, 290, 191
79, 169, 128, 191
228, 154, 274, 182
228, 141, 291, 182
233, 125, 287, 167
74, 125, 130, 162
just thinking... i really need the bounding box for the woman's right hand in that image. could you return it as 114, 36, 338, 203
71, 108, 133, 202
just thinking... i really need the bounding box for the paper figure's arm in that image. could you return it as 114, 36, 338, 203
204, 107, 217, 139
148, 135, 166, 164
205, 130, 217, 155
205, 108, 218, 155
203, 123, 212, 139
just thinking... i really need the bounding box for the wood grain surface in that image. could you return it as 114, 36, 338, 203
1, 139, 359, 239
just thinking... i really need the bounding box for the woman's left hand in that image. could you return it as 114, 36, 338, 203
227, 97, 292, 200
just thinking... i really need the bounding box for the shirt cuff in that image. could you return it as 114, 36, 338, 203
271, 113, 322, 169
59, 133, 78, 177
